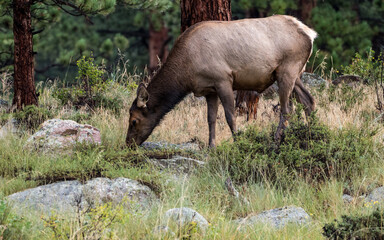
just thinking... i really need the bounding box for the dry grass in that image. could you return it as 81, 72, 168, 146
140, 84, 382, 147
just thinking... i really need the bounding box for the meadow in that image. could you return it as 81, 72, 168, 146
1, 53, 384, 239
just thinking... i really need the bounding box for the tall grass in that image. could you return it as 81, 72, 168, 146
1, 54, 384, 239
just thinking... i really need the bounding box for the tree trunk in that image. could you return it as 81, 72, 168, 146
13, 0, 38, 109
180, 0, 232, 32
299, 0, 317, 23
148, 21, 169, 74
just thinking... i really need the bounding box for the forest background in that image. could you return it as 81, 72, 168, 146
0, 0, 383, 86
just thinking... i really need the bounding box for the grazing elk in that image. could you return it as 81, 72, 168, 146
235, 90, 260, 121
126, 15, 317, 148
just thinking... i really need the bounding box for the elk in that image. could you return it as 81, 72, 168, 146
126, 15, 317, 148
235, 90, 260, 121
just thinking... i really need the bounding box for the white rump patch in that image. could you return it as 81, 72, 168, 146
284, 16, 318, 43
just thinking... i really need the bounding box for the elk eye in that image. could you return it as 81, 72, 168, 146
132, 120, 137, 127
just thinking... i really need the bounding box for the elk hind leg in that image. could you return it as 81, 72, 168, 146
206, 93, 219, 148
275, 71, 298, 142
216, 83, 237, 136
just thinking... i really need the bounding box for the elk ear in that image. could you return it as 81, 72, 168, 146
137, 83, 149, 108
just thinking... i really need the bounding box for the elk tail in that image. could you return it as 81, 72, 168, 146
292, 77, 315, 116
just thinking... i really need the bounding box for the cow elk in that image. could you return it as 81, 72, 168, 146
126, 15, 317, 148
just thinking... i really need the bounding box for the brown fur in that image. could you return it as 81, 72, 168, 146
126, 15, 317, 147
235, 91, 260, 121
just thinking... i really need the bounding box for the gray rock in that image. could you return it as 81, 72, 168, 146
162, 207, 209, 232
153, 226, 175, 237
333, 75, 364, 87
7, 177, 156, 214
25, 119, 101, 152
342, 194, 354, 204
236, 206, 311, 229
0, 99, 8, 110
0, 119, 20, 139
147, 155, 205, 174
301, 72, 328, 87
141, 141, 200, 152
82, 177, 156, 209
7, 180, 83, 213
364, 186, 384, 204
261, 82, 279, 99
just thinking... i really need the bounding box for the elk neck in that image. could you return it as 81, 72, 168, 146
145, 62, 191, 123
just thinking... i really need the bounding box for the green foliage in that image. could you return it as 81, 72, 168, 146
0, 199, 31, 240
342, 50, 383, 84
209, 106, 380, 185
42, 202, 124, 239
76, 56, 105, 89
13, 105, 53, 130
323, 208, 384, 239
53, 56, 123, 114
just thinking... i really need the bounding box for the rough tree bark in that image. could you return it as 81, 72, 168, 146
13, 0, 38, 109
180, 0, 232, 32
148, 21, 169, 73
299, 0, 317, 23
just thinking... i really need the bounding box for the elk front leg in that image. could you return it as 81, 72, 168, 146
206, 93, 219, 148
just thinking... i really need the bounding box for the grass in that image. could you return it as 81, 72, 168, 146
1, 58, 384, 239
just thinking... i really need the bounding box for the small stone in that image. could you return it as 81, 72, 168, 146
147, 155, 205, 174
141, 141, 200, 152
235, 206, 311, 229
364, 186, 384, 204
162, 207, 209, 232
342, 194, 354, 204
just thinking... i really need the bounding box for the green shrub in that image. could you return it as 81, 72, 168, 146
323, 208, 384, 239
42, 202, 124, 239
342, 50, 383, 84
52, 56, 124, 114
208, 106, 381, 185
13, 105, 53, 130
0, 199, 31, 240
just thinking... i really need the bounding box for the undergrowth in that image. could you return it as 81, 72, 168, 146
323, 207, 384, 239
208, 105, 382, 186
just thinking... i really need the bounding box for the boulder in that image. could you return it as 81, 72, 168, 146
82, 178, 156, 209
235, 206, 311, 229
141, 141, 200, 152
7, 177, 156, 214
7, 180, 83, 213
146, 155, 205, 174
162, 207, 209, 232
25, 119, 101, 152
301, 72, 328, 87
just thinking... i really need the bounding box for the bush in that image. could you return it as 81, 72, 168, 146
208, 106, 381, 185
323, 208, 384, 239
0, 199, 31, 240
342, 50, 383, 84
13, 105, 53, 130
52, 56, 124, 114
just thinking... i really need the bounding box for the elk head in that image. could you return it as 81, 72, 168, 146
126, 83, 153, 147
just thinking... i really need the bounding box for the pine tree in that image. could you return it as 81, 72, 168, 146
0, 0, 116, 109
